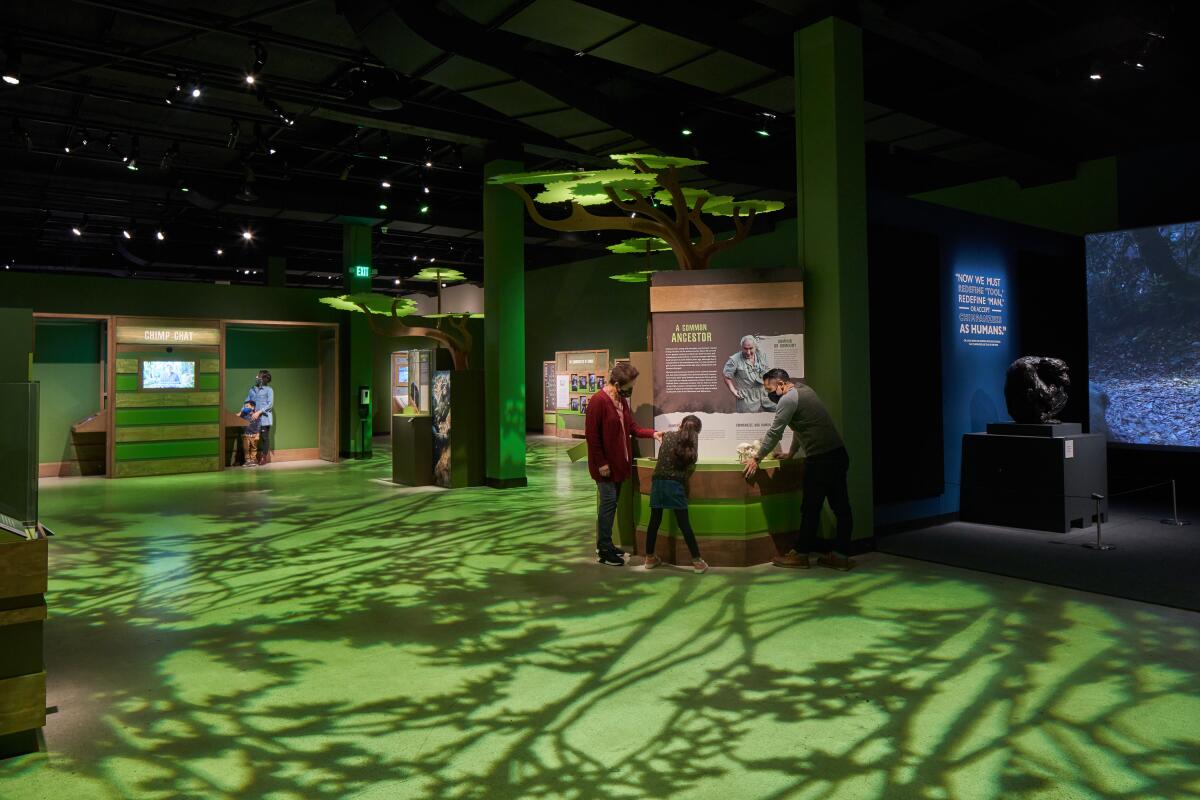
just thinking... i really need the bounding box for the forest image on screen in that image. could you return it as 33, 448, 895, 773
1086, 223, 1200, 447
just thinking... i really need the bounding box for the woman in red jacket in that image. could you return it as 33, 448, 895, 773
586, 362, 662, 566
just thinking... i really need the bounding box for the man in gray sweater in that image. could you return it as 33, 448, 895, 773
743, 368, 854, 570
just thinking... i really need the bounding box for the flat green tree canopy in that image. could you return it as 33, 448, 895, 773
320, 293, 419, 316
606, 237, 672, 254
408, 267, 467, 283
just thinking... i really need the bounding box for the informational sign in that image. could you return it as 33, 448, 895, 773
955, 270, 1008, 348
555, 375, 570, 410
543, 361, 557, 413
115, 326, 221, 346
653, 307, 802, 459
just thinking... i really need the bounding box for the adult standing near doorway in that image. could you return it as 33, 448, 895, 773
245, 369, 274, 465
586, 362, 662, 566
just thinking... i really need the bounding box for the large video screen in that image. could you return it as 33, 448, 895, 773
1086, 222, 1200, 447
141, 360, 196, 390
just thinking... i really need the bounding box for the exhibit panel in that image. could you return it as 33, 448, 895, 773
111, 317, 222, 478
650, 269, 804, 459
553, 349, 609, 439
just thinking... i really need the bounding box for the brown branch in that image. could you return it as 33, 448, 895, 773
690, 195, 715, 249
697, 208, 758, 265
502, 183, 662, 236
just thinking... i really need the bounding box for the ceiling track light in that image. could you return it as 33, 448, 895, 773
190, 77, 203, 99
12, 117, 32, 151
126, 135, 140, 170
246, 40, 267, 85
2, 39, 21, 86
160, 140, 180, 170
71, 214, 88, 237
156, 228, 166, 241
122, 219, 135, 239
227, 119, 240, 149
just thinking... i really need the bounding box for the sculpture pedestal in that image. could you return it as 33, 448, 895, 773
961, 431, 1107, 533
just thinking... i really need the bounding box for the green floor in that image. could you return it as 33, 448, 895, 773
2, 438, 1199, 799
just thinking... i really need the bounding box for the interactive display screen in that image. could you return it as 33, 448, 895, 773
140, 360, 196, 390
1086, 222, 1200, 448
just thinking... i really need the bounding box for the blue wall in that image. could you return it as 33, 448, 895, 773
870, 193, 1082, 526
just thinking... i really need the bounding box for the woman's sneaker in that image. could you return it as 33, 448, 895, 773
643, 554, 661, 570
597, 550, 625, 567
692, 558, 709, 574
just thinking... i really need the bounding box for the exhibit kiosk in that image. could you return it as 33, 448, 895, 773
31, 314, 340, 478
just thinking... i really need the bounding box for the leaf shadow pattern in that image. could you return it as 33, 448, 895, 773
2, 438, 1199, 799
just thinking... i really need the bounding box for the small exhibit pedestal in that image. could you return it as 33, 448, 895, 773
961, 423, 1107, 533
633, 457, 804, 567
392, 414, 433, 486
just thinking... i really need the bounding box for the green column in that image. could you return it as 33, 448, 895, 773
795, 17, 874, 539
267, 255, 287, 287
341, 223, 374, 458
0, 308, 34, 381
483, 158, 527, 488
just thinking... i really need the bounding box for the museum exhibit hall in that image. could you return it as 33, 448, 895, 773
3, 2, 1200, 798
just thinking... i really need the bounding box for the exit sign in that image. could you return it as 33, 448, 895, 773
353, 265, 372, 278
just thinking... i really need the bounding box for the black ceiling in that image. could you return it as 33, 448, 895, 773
0, 0, 1194, 289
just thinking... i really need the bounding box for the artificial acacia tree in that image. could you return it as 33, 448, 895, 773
319, 293, 476, 370
488, 153, 784, 270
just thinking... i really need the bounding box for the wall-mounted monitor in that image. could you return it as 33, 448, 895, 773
140, 359, 196, 390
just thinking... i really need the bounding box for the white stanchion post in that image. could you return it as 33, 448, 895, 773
1083, 493, 1115, 551
1161, 479, 1192, 527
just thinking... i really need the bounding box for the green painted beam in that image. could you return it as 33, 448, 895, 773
114, 439, 219, 462
114, 392, 220, 408
795, 17, 874, 538
484, 158, 527, 488
112, 455, 219, 477
341, 223, 374, 458
115, 407, 220, 426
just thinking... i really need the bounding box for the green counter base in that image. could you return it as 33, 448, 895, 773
634, 457, 804, 567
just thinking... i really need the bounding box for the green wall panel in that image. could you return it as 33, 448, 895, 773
115, 439, 219, 461
112, 455, 220, 478
636, 494, 802, 538
32, 321, 103, 463
115, 424, 219, 443
115, 391, 219, 408
115, 407, 219, 426
225, 327, 320, 450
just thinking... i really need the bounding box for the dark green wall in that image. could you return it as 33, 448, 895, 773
225, 327, 320, 451
32, 321, 103, 463
0, 272, 342, 323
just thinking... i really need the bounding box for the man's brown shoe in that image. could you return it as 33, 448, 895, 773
817, 553, 855, 571
772, 550, 810, 569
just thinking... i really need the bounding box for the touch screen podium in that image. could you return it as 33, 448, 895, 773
633, 456, 804, 567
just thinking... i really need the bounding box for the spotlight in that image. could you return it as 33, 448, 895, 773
216, 248, 224, 256
191, 79, 203, 98
71, 226, 82, 236
394, 278, 400, 285
164, 82, 182, 105
339, 161, 354, 181
71, 215, 87, 237
127, 135, 140, 170
1089, 73, 1102, 80
755, 111, 775, 137
412, 255, 417, 261
419, 204, 429, 214
246, 41, 266, 85
156, 229, 165, 241
227, 119, 240, 149
241, 230, 253, 241
424, 160, 432, 168
122, 221, 133, 239
2, 41, 21, 85
378, 202, 388, 210
381, 180, 391, 188
681, 127, 692, 136
423, 186, 430, 194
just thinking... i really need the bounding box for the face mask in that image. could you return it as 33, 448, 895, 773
767, 388, 782, 403
618, 386, 633, 398
255, 378, 263, 387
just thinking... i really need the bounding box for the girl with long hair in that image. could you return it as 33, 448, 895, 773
643, 415, 708, 574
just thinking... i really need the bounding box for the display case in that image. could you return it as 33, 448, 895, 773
392, 348, 432, 415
